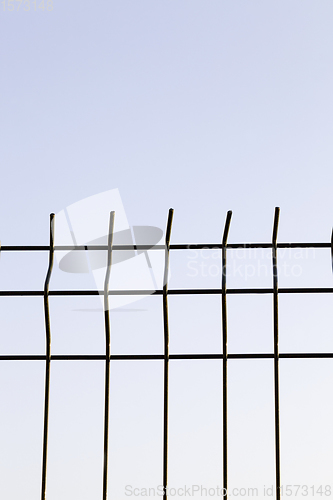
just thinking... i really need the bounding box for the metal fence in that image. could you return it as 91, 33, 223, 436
1, 207, 332, 500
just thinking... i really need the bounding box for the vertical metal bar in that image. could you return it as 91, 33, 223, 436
331, 229, 333, 271
162, 209, 174, 500
272, 207, 281, 500
102, 211, 115, 500
41, 213, 55, 500
222, 211, 232, 499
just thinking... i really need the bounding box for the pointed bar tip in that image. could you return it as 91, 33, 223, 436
222, 211, 232, 246
272, 207, 280, 246
165, 209, 174, 246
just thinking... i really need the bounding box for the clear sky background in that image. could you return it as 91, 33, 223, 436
0, 1, 333, 499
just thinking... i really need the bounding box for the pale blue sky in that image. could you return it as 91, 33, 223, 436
1, 0, 333, 243
0, 1, 333, 499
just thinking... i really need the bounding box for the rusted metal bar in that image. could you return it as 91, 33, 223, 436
162, 208, 174, 500
1, 352, 333, 361
222, 211, 232, 499
41, 213, 55, 500
272, 207, 281, 500
1, 286, 333, 297
331, 228, 333, 272
0, 241, 330, 251
102, 211, 115, 500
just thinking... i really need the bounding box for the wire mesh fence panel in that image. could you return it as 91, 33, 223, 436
0, 207, 332, 500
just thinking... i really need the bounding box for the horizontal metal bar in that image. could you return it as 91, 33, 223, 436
228, 353, 274, 359
171, 288, 333, 295
279, 353, 333, 359
2, 353, 333, 361
1, 287, 333, 297
0, 242, 331, 252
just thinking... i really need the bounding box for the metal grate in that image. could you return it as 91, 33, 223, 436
1, 207, 333, 500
